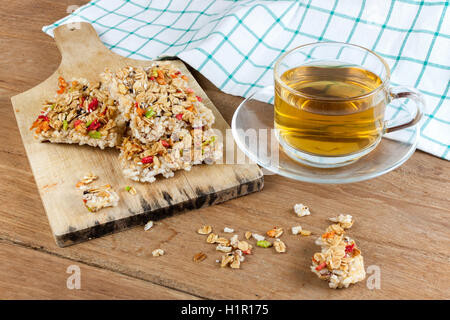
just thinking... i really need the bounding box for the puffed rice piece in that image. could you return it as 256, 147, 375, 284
294, 203, 310, 217
224, 227, 234, 233
144, 220, 153, 231
292, 225, 302, 235
252, 233, 265, 242
230, 234, 239, 248
152, 249, 164, 257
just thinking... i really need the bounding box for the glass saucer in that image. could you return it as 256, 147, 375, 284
231, 86, 420, 184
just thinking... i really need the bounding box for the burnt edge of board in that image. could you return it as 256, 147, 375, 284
55, 174, 264, 247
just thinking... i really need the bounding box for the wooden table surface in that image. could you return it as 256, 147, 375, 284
1, 0, 449, 300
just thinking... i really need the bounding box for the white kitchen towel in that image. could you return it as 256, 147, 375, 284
43, 0, 450, 159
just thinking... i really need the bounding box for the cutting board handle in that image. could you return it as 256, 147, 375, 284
53, 22, 114, 68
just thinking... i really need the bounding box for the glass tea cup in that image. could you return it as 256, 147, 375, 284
273, 42, 423, 168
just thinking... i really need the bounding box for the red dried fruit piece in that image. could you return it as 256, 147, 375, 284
37, 115, 49, 121
175, 113, 183, 120
315, 262, 327, 271
87, 119, 101, 132
196, 95, 202, 102
160, 140, 169, 148
141, 156, 154, 164
345, 243, 355, 254
73, 119, 84, 128
88, 98, 99, 112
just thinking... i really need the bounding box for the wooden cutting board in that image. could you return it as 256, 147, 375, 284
11, 23, 263, 247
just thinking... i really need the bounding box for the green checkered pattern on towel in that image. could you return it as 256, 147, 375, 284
43, 0, 450, 160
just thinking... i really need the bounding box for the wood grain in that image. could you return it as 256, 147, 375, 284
0, 240, 198, 299
1, 0, 449, 300
10, 22, 263, 247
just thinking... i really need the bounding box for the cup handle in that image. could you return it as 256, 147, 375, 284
384, 86, 424, 133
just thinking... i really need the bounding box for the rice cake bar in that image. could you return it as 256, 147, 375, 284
119, 128, 222, 183
311, 223, 366, 289
101, 62, 188, 119
101, 63, 215, 145
30, 77, 126, 149
82, 184, 119, 212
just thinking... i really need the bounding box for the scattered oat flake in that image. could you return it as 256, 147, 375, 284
274, 239, 287, 253
224, 227, 234, 233
229, 234, 239, 248
235, 250, 245, 262
267, 227, 283, 238
76, 173, 98, 189
193, 252, 207, 262
237, 241, 250, 251
220, 253, 234, 267
216, 237, 230, 246
294, 203, 311, 217
245, 231, 252, 240
206, 233, 218, 244
326, 223, 345, 235
216, 244, 232, 253
152, 249, 164, 257
230, 254, 241, 269
197, 225, 212, 235
300, 230, 312, 236
292, 225, 302, 235
329, 214, 354, 229
252, 233, 265, 242
144, 220, 153, 231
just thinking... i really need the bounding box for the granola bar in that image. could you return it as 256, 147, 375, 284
101, 63, 215, 144
311, 224, 365, 289
82, 184, 119, 212
118, 127, 222, 183
30, 77, 126, 149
